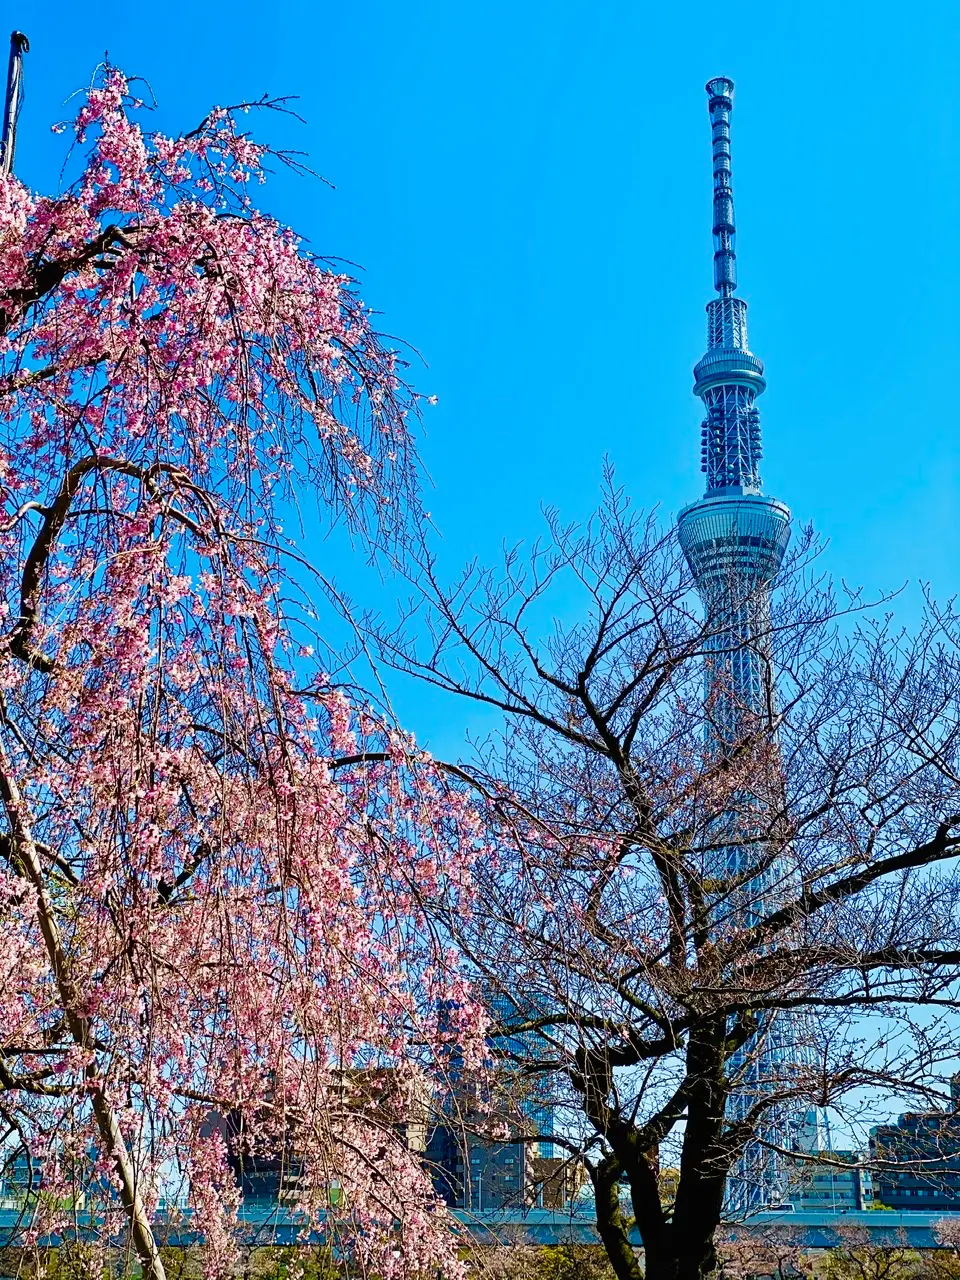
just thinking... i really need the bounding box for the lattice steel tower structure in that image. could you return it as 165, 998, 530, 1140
676, 77, 800, 1211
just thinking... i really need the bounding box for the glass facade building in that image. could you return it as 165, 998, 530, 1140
426, 989, 557, 1213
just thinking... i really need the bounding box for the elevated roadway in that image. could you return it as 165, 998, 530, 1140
0, 1204, 953, 1250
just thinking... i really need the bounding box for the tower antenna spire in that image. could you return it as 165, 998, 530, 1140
1, 31, 29, 178
706, 76, 737, 297
692, 76, 767, 495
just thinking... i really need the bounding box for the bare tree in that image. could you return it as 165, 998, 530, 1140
717, 1225, 808, 1280
820, 1227, 923, 1280
363, 476, 960, 1280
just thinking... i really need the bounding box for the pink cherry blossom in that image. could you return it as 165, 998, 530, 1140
0, 67, 487, 1280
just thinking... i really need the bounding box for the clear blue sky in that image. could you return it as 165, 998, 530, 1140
13, 0, 960, 745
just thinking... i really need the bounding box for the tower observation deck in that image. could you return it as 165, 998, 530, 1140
676, 78, 802, 1211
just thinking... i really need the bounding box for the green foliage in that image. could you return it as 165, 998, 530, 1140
536, 1244, 618, 1279
0, 1245, 345, 1280
241, 1246, 341, 1280
476, 1243, 619, 1279
16, 1239, 960, 1280
823, 1243, 920, 1280
1, 1243, 116, 1280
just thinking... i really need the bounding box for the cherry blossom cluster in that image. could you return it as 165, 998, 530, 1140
0, 69, 486, 1279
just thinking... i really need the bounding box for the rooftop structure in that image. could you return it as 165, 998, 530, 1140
676, 77, 799, 1211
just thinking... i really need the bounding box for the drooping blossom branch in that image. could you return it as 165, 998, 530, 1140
0, 67, 487, 1280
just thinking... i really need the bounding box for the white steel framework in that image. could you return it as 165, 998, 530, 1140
676, 77, 806, 1212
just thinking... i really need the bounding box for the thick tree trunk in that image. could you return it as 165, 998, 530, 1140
592, 1156, 644, 1280
639, 1237, 680, 1280
0, 743, 168, 1280
676, 1230, 720, 1280
623, 1152, 677, 1280
668, 1021, 732, 1280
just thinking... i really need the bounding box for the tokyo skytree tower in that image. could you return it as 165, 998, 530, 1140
676, 78, 802, 1211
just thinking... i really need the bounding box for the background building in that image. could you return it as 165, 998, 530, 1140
870, 1078, 960, 1210
425, 1126, 536, 1213
530, 1155, 587, 1210
787, 1150, 872, 1212
0, 1149, 42, 1207
223, 1067, 430, 1206
426, 987, 557, 1213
